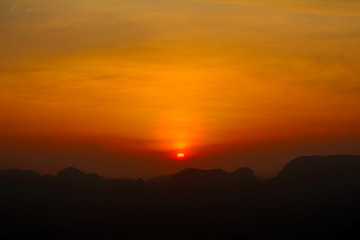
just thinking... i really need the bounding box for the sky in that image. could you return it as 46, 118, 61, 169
1, 0, 360, 178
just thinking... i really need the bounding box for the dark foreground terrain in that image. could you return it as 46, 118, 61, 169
1, 155, 360, 239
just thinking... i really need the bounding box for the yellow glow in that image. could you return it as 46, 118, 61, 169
177, 153, 185, 159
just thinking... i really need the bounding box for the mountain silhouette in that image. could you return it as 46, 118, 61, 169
148, 167, 259, 188
230, 167, 258, 183
56, 167, 106, 187
276, 155, 360, 182
0, 154, 360, 240
57, 167, 88, 179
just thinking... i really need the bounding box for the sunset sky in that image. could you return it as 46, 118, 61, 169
1, 0, 360, 178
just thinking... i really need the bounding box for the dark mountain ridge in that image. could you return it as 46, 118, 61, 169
276, 155, 360, 182
148, 167, 259, 187
1, 154, 360, 240
1, 154, 360, 189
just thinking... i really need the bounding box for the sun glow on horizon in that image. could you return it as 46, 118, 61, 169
1, 0, 360, 177
176, 152, 185, 160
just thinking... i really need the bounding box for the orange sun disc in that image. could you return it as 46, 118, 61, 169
177, 153, 185, 160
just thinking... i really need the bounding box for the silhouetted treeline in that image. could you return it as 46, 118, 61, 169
1, 155, 360, 239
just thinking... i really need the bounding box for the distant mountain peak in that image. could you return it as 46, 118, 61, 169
230, 167, 257, 183
276, 155, 360, 182
57, 167, 87, 178
55, 167, 107, 186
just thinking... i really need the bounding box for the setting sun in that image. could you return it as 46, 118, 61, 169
177, 153, 185, 160
1, 0, 360, 178
1, 0, 360, 238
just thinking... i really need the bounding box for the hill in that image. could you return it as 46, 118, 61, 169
1, 154, 360, 239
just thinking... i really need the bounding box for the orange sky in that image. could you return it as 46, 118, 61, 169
1, 0, 360, 178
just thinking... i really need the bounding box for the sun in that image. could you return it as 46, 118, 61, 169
176, 152, 185, 160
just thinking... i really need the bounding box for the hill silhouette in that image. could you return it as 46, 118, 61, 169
147, 167, 260, 191
276, 155, 360, 182
0, 154, 360, 239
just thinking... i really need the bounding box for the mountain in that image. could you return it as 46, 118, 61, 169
1, 155, 360, 239
230, 167, 257, 182
2, 155, 360, 188
270, 155, 360, 206
56, 167, 107, 187
276, 155, 360, 182
57, 167, 88, 179
148, 167, 259, 188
